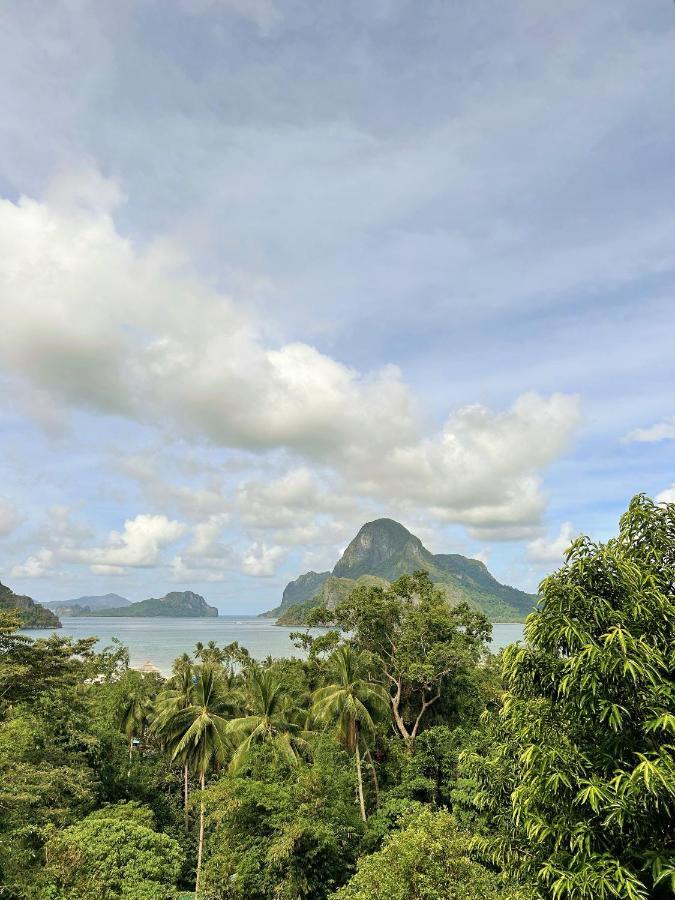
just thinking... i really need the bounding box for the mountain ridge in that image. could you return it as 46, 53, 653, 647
265, 518, 537, 624
43, 593, 131, 616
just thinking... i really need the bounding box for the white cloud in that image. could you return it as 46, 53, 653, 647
348, 392, 582, 535
526, 521, 577, 564
170, 555, 231, 583
0, 179, 581, 547
624, 417, 675, 443
170, 523, 285, 581
0, 182, 417, 459
11, 548, 56, 579
656, 485, 675, 504
76, 514, 186, 570
241, 542, 285, 577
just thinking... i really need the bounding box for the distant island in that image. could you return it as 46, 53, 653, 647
43, 593, 131, 616
0, 581, 61, 628
83, 590, 218, 618
263, 518, 537, 625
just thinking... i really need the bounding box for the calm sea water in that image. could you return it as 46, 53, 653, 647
20, 616, 525, 675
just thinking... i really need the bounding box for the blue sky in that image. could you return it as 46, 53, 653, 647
1, 0, 674, 611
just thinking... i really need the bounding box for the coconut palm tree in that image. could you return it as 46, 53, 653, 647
117, 675, 153, 776
152, 662, 196, 829
160, 665, 237, 894
310, 645, 389, 821
226, 668, 307, 775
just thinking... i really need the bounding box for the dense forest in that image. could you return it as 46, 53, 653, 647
0, 496, 672, 900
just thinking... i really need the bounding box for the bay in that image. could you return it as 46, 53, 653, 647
20, 616, 525, 675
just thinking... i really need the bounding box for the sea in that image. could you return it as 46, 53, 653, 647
20, 616, 525, 675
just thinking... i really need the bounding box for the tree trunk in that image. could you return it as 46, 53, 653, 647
127, 737, 133, 777
355, 740, 367, 822
196, 772, 205, 894
183, 763, 190, 831
365, 748, 380, 807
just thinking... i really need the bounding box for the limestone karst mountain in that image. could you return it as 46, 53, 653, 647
84, 590, 218, 618
264, 518, 537, 624
0, 581, 61, 628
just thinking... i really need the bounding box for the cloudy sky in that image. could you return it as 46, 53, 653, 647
1, 0, 674, 612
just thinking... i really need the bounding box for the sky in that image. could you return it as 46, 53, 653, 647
1, 0, 674, 612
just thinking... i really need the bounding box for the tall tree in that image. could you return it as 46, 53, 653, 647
152, 662, 196, 829
162, 665, 236, 894
325, 572, 491, 749
311, 646, 389, 821
463, 495, 675, 900
116, 671, 153, 775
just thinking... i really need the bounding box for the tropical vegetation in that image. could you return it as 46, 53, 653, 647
0, 495, 672, 899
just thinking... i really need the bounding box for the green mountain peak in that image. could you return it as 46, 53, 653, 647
265, 518, 537, 624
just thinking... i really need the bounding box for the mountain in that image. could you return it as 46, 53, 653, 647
84, 590, 218, 618
43, 593, 131, 616
266, 518, 537, 624
261, 571, 331, 619
274, 574, 389, 625
0, 581, 61, 628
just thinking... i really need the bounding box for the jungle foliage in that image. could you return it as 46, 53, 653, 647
0, 496, 672, 899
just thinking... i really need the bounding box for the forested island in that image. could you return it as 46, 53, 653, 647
1, 496, 672, 899
0, 581, 61, 628
82, 590, 218, 618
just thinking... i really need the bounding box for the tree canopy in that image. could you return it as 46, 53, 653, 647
1, 495, 672, 899
462, 495, 675, 900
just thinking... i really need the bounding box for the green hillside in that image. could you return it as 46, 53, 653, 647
266, 518, 537, 624
85, 590, 218, 618
0, 581, 61, 628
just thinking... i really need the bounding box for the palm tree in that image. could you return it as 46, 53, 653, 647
226, 668, 307, 775
310, 645, 389, 821
195, 640, 224, 665
117, 675, 152, 776
152, 662, 196, 829
159, 666, 237, 894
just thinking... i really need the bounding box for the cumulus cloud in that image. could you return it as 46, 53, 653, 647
0, 182, 416, 458
236, 469, 366, 544
348, 393, 581, 535
10, 548, 55, 579
526, 521, 578, 564
170, 520, 285, 581
75, 514, 186, 570
241, 542, 285, 577
624, 417, 675, 443
0, 178, 581, 546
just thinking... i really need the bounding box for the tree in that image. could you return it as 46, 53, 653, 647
328, 572, 491, 749
311, 646, 389, 821
226, 668, 307, 775
160, 665, 236, 894
332, 808, 529, 900
44, 802, 183, 899
116, 671, 154, 775
463, 495, 675, 900
200, 737, 364, 900
152, 662, 196, 829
